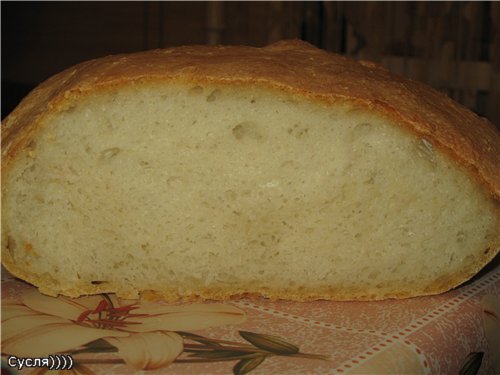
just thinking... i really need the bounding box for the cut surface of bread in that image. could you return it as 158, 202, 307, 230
1, 41, 499, 300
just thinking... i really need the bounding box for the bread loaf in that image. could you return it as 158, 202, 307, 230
2, 40, 499, 301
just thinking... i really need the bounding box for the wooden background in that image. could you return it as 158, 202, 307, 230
2, 1, 499, 128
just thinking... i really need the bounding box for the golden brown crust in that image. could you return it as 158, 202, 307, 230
3, 243, 499, 301
2, 40, 499, 300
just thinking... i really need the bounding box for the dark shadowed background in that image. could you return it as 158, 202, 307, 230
2, 1, 499, 128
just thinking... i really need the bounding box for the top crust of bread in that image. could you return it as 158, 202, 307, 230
2, 40, 499, 205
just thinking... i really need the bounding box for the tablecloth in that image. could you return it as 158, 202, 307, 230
1, 264, 499, 375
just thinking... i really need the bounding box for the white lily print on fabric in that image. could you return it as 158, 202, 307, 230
2, 289, 246, 370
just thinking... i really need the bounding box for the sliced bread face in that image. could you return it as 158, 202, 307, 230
2, 81, 498, 300
2, 41, 499, 300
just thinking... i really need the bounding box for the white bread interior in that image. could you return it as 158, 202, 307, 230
2, 82, 498, 300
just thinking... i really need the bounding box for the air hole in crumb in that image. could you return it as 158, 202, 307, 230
91, 281, 107, 285
100, 147, 121, 160
6, 236, 17, 256
62, 104, 77, 114
25, 140, 37, 158
351, 122, 373, 141
232, 122, 263, 141
188, 86, 204, 96
416, 138, 436, 165
206, 89, 220, 102
26, 140, 37, 150
287, 123, 309, 138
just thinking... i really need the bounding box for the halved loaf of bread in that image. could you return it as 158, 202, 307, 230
2, 40, 499, 300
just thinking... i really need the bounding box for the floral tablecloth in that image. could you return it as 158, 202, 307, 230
1, 264, 499, 375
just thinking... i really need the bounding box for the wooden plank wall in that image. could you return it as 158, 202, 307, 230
2, 1, 499, 127
335, 2, 500, 129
